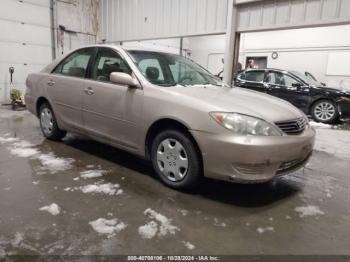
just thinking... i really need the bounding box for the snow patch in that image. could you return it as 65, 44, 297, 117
213, 217, 226, 227
80, 183, 122, 195
9, 147, 39, 158
183, 241, 195, 250
138, 221, 158, 239
13, 140, 34, 148
37, 153, 74, 174
309, 121, 335, 129
295, 205, 325, 217
39, 203, 61, 216
89, 218, 127, 237
177, 209, 189, 216
80, 169, 108, 179
0, 136, 19, 143
140, 208, 180, 238
257, 227, 274, 234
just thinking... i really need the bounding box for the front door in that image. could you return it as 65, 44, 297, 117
265, 71, 311, 113
82, 48, 143, 151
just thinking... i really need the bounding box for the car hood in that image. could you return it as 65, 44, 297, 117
165, 85, 303, 123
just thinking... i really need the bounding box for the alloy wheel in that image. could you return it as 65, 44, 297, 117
314, 102, 336, 122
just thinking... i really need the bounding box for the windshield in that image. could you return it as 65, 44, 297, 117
127, 50, 225, 87
290, 71, 321, 86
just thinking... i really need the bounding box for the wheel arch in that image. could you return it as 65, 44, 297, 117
36, 97, 50, 117
309, 97, 337, 115
144, 118, 203, 168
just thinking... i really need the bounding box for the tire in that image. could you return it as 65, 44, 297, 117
311, 99, 338, 124
151, 129, 202, 190
39, 102, 66, 141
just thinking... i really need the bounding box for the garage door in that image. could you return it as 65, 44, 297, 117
0, 0, 52, 103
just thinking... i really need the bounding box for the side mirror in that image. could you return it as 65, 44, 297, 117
110, 72, 140, 88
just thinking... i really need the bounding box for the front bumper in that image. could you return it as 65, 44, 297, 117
191, 125, 316, 183
338, 100, 350, 121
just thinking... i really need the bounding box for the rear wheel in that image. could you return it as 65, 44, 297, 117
151, 129, 202, 190
39, 102, 66, 141
311, 100, 338, 124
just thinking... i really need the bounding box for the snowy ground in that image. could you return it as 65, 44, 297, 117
0, 107, 350, 255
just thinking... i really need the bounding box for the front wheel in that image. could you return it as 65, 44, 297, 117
151, 129, 202, 190
311, 100, 338, 124
39, 102, 66, 141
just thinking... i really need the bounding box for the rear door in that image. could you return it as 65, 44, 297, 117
265, 71, 311, 112
235, 70, 267, 93
48, 48, 95, 131
82, 47, 143, 150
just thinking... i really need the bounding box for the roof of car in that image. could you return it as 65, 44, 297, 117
244, 68, 291, 72
80, 43, 175, 54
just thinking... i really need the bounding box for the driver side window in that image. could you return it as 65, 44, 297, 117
267, 72, 300, 87
91, 48, 132, 82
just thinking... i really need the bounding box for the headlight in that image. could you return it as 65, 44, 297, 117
210, 112, 283, 136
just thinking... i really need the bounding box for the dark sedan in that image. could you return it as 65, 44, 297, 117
235, 69, 350, 124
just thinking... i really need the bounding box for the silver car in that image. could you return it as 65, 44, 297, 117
25, 45, 315, 190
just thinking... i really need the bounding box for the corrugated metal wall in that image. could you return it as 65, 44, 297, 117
99, 0, 229, 42
237, 0, 350, 32
100, 0, 350, 42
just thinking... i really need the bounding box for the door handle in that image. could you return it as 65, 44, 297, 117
47, 80, 55, 86
84, 87, 94, 95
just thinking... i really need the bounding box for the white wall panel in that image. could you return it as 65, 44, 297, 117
0, 20, 51, 46
100, 0, 229, 42
0, 0, 50, 26
0, 0, 51, 103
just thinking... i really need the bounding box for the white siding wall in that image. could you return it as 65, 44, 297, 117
0, 0, 52, 103
156, 25, 350, 89
239, 24, 350, 88
121, 38, 182, 54
185, 35, 226, 75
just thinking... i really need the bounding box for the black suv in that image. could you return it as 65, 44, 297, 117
235, 69, 350, 124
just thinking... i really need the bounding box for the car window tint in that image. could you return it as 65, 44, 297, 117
53, 49, 93, 78
284, 74, 300, 87
91, 49, 132, 82
237, 72, 246, 80
245, 71, 265, 82
138, 59, 165, 81
267, 72, 300, 86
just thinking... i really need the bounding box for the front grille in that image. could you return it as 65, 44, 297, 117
275, 117, 307, 135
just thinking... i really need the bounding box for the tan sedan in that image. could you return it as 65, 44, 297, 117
25, 45, 315, 190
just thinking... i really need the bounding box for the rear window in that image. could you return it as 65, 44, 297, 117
243, 71, 265, 82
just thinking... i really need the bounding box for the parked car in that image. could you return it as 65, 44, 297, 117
235, 69, 350, 124
25, 45, 315, 190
